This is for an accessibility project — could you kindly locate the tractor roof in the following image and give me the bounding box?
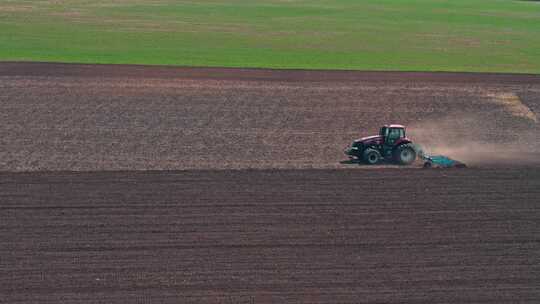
[385,124,405,129]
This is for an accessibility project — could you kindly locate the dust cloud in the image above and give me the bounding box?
[408,98,539,166]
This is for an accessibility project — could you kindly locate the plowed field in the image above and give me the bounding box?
[1,62,539,170]
[1,63,539,303]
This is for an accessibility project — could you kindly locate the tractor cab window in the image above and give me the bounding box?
[386,128,404,144]
[379,127,388,137]
[392,128,404,138]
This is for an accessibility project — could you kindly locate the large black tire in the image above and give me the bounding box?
[393,144,417,165]
[363,148,381,165]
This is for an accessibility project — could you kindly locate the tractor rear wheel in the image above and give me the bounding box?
[363,148,381,165]
[394,144,416,165]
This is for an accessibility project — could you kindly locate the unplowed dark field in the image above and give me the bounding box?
[1,63,539,303]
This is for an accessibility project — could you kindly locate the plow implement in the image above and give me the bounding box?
[420,154,467,168]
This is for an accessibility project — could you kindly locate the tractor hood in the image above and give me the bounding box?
[355,135,383,145]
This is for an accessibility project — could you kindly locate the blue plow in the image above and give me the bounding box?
[420,154,467,168]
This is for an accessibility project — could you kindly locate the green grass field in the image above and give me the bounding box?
[1,0,539,73]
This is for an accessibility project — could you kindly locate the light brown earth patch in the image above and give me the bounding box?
[0,62,539,171]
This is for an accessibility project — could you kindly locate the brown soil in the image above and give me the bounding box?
[1,62,539,303]
[1,169,539,303]
[1,62,539,171]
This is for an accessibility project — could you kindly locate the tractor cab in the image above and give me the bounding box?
[380,125,406,145]
[380,125,407,157]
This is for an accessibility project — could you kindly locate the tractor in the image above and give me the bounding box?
[345,124,417,165]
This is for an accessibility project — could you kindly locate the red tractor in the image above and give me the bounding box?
[345,124,417,165]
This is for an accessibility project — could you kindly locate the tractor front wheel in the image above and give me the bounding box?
[363,148,381,165]
[394,144,416,165]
